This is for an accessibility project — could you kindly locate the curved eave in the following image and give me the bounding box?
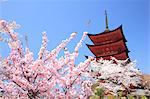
[86,38,126,47]
[96,50,130,57]
[86,41,130,57]
[86,39,127,48]
[85,50,130,59]
[87,25,127,42]
[88,25,122,36]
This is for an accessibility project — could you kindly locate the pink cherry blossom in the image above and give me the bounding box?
[0,20,94,98]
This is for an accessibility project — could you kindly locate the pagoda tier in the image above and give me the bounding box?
[87,25,127,45]
[85,51,130,61]
[95,51,129,61]
[86,39,129,57]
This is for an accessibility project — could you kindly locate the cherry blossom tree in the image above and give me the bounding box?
[88,57,150,96]
[0,19,94,99]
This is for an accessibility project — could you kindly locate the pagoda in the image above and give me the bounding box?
[86,11,130,61]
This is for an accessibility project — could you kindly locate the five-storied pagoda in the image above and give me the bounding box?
[86,11,130,61]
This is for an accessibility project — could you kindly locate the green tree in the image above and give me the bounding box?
[94,88,104,99]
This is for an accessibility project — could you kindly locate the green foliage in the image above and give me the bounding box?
[108,95,116,99]
[94,88,104,98]
[91,83,99,91]
[141,95,148,99]
[127,94,134,99]
[117,91,123,99]
[90,87,105,99]
[90,84,149,99]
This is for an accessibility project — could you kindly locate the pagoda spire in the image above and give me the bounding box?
[105,10,109,32]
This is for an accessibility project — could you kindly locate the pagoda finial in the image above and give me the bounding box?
[25,33,28,48]
[105,10,109,31]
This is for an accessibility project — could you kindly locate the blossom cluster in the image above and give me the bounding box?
[0,19,149,98]
[88,57,150,95]
[0,19,94,99]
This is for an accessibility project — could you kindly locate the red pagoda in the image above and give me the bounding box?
[86,11,130,61]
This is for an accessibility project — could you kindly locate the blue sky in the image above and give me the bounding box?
[0,0,149,73]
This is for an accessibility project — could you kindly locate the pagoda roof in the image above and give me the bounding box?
[85,50,130,61]
[87,25,127,45]
[96,50,130,60]
[86,39,129,57]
